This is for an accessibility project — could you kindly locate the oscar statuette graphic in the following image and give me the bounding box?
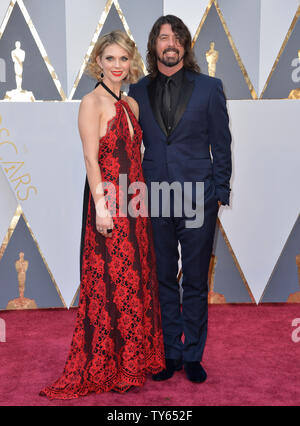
[288,50,300,99]
[208,255,227,304]
[6,252,37,310]
[287,254,300,303]
[206,42,219,77]
[4,41,35,102]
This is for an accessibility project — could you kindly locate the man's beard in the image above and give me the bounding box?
[157,48,184,68]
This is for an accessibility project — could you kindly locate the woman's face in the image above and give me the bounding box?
[97,43,131,83]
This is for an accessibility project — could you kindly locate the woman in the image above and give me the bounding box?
[40,31,165,400]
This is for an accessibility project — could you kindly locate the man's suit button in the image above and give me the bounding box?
[167,140,171,145]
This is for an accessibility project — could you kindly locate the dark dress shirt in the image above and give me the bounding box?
[157,67,185,134]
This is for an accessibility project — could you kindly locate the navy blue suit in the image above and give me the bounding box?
[129,69,231,362]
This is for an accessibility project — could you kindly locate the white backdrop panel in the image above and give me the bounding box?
[0,102,84,307]
[220,100,300,303]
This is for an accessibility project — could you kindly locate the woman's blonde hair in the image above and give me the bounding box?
[86,30,143,84]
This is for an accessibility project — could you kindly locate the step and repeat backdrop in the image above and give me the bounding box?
[0,0,299,310]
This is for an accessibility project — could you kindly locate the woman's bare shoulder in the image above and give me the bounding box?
[81,91,101,109]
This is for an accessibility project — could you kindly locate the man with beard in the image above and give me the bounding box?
[129,15,232,383]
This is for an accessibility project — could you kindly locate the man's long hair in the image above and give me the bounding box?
[146,15,200,78]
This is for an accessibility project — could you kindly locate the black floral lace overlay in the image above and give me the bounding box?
[40,100,165,400]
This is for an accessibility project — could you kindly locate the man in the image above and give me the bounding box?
[129,15,232,383]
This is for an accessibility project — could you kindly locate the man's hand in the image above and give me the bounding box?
[218,201,222,208]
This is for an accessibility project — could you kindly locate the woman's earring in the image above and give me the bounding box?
[100,71,104,80]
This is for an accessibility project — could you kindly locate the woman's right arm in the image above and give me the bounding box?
[78,95,113,237]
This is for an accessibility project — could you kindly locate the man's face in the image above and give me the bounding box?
[156,24,185,68]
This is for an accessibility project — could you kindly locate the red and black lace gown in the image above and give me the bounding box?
[40,99,165,400]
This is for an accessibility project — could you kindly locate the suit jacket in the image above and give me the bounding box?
[128,69,232,205]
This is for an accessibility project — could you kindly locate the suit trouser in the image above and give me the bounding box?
[150,194,219,362]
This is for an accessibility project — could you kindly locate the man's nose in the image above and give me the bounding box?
[167,36,177,47]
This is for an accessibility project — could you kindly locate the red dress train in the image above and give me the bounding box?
[40,99,165,400]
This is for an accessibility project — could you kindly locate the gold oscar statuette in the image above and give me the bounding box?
[206,42,219,77]
[288,50,300,99]
[6,252,37,310]
[3,41,35,102]
[208,255,227,304]
[287,254,300,303]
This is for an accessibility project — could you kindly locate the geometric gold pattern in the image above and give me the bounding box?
[260,4,300,99]
[192,0,257,99]
[0,205,66,309]
[0,0,66,101]
[69,0,146,100]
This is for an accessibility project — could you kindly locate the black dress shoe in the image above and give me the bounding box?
[184,362,207,383]
[152,358,183,381]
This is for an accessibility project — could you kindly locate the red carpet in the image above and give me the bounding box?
[0,304,300,406]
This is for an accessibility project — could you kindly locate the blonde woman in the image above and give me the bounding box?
[40,31,165,400]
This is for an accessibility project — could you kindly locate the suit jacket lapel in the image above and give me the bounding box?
[171,72,195,134]
[147,78,168,136]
